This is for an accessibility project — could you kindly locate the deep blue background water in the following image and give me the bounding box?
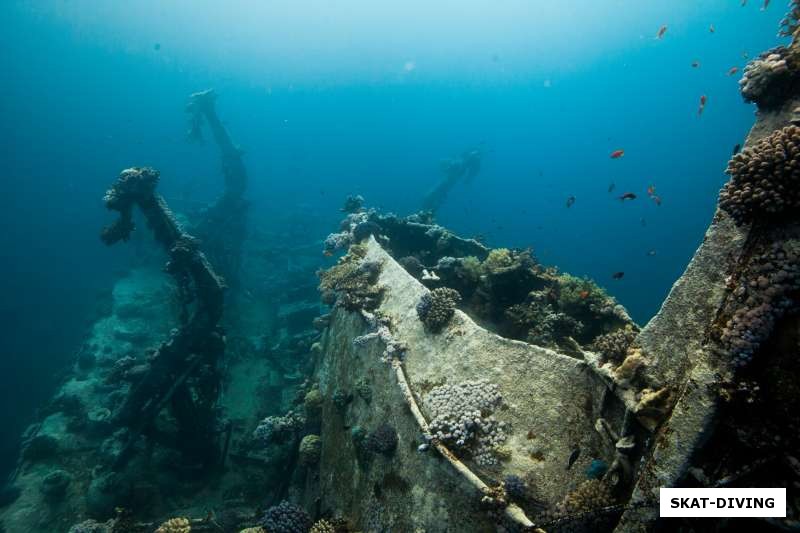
[0,0,787,479]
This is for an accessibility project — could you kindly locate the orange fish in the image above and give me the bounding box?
[579,290,590,300]
[657,25,668,39]
[610,149,625,159]
[727,66,739,76]
[647,184,656,196]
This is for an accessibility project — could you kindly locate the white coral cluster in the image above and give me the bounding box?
[353,310,406,362]
[424,380,507,466]
[739,47,791,103]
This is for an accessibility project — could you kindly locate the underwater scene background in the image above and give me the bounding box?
[0,1,797,532]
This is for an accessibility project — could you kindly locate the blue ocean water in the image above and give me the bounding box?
[0,0,787,482]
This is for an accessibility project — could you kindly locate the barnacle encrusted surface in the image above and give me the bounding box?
[719,125,800,224]
[423,380,507,466]
[720,240,800,366]
[319,251,384,311]
[416,287,461,332]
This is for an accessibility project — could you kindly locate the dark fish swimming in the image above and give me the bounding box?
[619,192,636,201]
[612,271,625,280]
[608,183,616,193]
[566,195,576,208]
[566,446,581,469]
[733,143,741,155]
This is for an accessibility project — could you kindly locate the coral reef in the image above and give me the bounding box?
[155,517,191,533]
[720,240,800,366]
[309,519,336,533]
[341,194,365,214]
[299,434,322,466]
[589,326,638,365]
[365,423,398,456]
[260,501,312,533]
[416,287,461,332]
[253,410,306,444]
[739,47,796,108]
[318,253,384,312]
[720,125,800,224]
[424,380,507,466]
[555,479,615,516]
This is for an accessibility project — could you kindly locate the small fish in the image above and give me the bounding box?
[610,149,625,159]
[733,143,741,155]
[656,25,668,39]
[608,182,616,193]
[652,194,662,206]
[762,0,770,10]
[647,184,656,196]
[619,192,637,201]
[691,60,701,68]
[709,24,715,34]
[154,43,161,51]
[742,0,747,5]
[566,195,576,208]
[567,446,581,470]
[646,249,657,257]
[612,271,625,280]
[579,290,590,299]
[698,94,708,116]
[640,217,647,227]
[727,66,739,76]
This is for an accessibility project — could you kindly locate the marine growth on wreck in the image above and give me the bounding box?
[2,2,800,533]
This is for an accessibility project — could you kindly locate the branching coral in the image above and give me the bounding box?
[260,501,312,533]
[721,241,800,366]
[720,125,800,224]
[424,380,507,466]
[416,287,461,332]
